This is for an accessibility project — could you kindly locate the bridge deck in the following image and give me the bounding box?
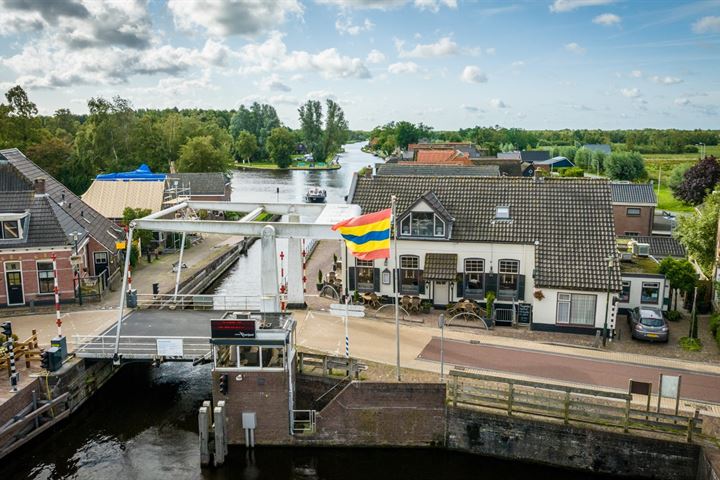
[74,310,228,361]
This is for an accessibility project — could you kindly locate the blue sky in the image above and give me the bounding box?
[0,0,718,130]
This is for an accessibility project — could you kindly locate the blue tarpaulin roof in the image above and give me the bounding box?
[96,164,166,181]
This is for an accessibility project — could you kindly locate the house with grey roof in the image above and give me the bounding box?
[0,149,125,305]
[345,175,622,335]
[375,163,500,177]
[166,172,232,202]
[610,182,657,236]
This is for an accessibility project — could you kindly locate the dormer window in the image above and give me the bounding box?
[400,212,445,237]
[0,213,27,240]
[495,206,510,220]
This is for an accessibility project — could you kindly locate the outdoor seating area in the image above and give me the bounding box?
[446,298,488,320]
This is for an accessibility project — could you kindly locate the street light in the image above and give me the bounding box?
[438,314,445,381]
[72,231,83,306]
[602,255,614,347]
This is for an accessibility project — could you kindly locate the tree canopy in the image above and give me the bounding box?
[603,151,647,181]
[266,127,295,168]
[671,156,720,205]
[177,136,232,173]
[298,99,349,162]
[675,191,720,276]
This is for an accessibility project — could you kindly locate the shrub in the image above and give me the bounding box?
[679,336,703,352]
[711,313,720,336]
[485,291,496,319]
[665,310,682,322]
[560,166,584,177]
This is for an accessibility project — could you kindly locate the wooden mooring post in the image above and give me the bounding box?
[198,406,210,466]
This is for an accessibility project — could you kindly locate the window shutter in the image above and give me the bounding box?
[418,270,425,294]
[373,268,380,292]
[517,275,525,301]
[348,267,356,291]
[456,273,464,298]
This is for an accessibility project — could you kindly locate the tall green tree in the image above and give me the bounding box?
[229,102,280,159]
[177,136,232,173]
[675,191,720,276]
[298,100,324,160]
[322,99,349,159]
[234,131,258,164]
[25,137,72,178]
[604,151,647,181]
[266,127,295,168]
[658,257,697,310]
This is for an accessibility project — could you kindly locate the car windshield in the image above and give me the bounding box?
[640,317,664,327]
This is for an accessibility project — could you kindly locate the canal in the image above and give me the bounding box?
[0,144,626,479]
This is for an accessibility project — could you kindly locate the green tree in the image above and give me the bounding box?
[25,137,72,178]
[322,99,349,159]
[667,163,691,191]
[229,102,280,159]
[675,191,720,276]
[658,257,697,310]
[573,148,592,169]
[298,100,324,160]
[234,130,258,164]
[591,150,607,174]
[122,207,153,259]
[0,85,44,149]
[604,151,647,181]
[266,127,295,168]
[177,136,232,173]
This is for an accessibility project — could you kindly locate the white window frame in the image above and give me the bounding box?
[641,282,660,305]
[399,212,445,238]
[495,206,510,220]
[626,207,641,217]
[355,259,375,291]
[399,255,421,295]
[464,258,485,297]
[556,292,597,326]
[620,281,631,303]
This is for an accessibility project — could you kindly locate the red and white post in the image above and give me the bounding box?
[279,251,287,312]
[52,253,62,337]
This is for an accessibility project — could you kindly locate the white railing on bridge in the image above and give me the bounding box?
[135,294,265,311]
[73,334,211,360]
[291,410,316,435]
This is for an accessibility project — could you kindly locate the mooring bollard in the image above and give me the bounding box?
[198,406,210,466]
[217,401,228,457]
[214,406,226,466]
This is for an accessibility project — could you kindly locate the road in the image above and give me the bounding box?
[419,338,720,404]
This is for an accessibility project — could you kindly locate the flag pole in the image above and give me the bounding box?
[391,195,401,382]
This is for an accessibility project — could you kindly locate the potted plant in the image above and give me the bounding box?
[533,289,545,301]
[421,300,432,314]
[485,291,496,320]
[316,269,324,292]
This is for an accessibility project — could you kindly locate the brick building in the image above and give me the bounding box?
[610,183,657,237]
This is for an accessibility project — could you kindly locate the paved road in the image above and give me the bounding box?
[418,338,720,404]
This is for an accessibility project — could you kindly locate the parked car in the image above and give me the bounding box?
[628,306,669,342]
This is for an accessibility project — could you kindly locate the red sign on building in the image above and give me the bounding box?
[211,319,256,339]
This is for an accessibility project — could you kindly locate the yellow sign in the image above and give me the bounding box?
[115,240,139,250]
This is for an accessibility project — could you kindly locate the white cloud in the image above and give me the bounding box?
[269,94,298,105]
[260,74,291,92]
[397,36,458,58]
[461,104,482,113]
[650,75,683,85]
[167,0,303,37]
[306,90,337,102]
[511,60,525,67]
[366,49,386,64]
[673,97,718,115]
[316,0,455,11]
[485,47,496,55]
[592,13,621,26]
[335,16,374,35]
[674,98,690,106]
[621,87,640,98]
[413,0,457,12]
[630,70,643,78]
[692,16,720,34]
[550,0,615,13]
[388,61,418,74]
[460,66,487,84]
[564,42,586,54]
[490,98,508,108]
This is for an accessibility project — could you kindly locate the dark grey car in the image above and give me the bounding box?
[629,306,669,342]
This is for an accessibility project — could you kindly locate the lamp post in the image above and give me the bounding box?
[73,232,83,306]
[438,314,445,381]
[602,255,614,347]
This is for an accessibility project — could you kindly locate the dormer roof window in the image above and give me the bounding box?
[495,206,510,220]
[0,213,28,240]
[398,191,453,240]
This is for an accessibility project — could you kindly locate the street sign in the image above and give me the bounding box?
[69,255,83,267]
[157,338,184,357]
[211,319,256,339]
[329,309,365,318]
[330,304,365,313]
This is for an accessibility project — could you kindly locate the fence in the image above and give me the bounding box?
[0,392,71,459]
[448,370,705,442]
[297,352,366,379]
[291,410,316,434]
[73,334,211,360]
[0,330,41,376]
[135,293,264,311]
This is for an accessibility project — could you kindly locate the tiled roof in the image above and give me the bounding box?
[1,148,123,252]
[166,172,230,196]
[350,176,621,292]
[610,183,657,205]
[497,151,522,160]
[520,151,551,163]
[0,163,32,191]
[472,158,522,176]
[375,164,500,177]
[619,235,686,258]
[411,150,472,165]
[424,253,458,281]
[82,179,166,218]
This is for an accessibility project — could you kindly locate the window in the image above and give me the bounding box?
[626,207,641,217]
[400,255,421,294]
[624,231,640,237]
[400,212,445,237]
[498,259,520,298]
[356,259,375,291]
[556,293,597,326]
[620,281,631,302]
[495,206,510,220]
[37,261,54,294]
[464,258,485,297]
[1,220,19,239]
[641,282,660,304]
[261,347,284,368]
[239,346,260,367]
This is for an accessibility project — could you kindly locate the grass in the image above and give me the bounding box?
[679,336,703,352]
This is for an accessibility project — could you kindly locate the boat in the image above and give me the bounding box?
[305,187,327,203]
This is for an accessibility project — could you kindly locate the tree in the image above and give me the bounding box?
[5,85,38,117]
[234,131,258,163]
[322,99,349,158]
[667,163,692,192]
[298,100,324,160]
[604,151,646,181]
[573,148,592,170]
[395,121,421,150]
[266,127,295,168]
[658,257,697,310]
[25,137,72,178]
[675,191,720,276]
[177,136,232,173]
[591,150,607,174]
[122,207,153,259]
[229,102,280,159]
[671,156,720,205]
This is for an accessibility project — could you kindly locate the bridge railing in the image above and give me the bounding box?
[72,334,210,360]
[134,294,265,311]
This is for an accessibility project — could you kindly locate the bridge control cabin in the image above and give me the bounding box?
[210,311,298,445]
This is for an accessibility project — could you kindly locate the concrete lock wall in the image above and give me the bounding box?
[447,407,700,480]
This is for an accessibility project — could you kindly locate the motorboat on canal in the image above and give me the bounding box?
[305,187,327,203]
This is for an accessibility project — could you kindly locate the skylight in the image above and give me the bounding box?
[495,206,510,220]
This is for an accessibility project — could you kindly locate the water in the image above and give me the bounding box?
[0,363,621,480]
[210,141,375,297]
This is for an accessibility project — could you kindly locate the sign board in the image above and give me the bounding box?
[115,240,139,250]
[69,255,83,267]
[330,304,365,313]
[659,375,680,399]
[517,304,532,324]
[629,380,652,396]
[156,338,184,357]
[211,319,256,339]
[329,309,365,318]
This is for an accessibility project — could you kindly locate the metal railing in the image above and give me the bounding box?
[135,293,264,311]
[72,334,211,360]
[448,370,706,442]
[291,410,316,434]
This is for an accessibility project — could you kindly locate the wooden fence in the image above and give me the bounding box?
[0,330,42,376]
[0,392,71,459]
[448,370,705,442]
[297,352,366,379]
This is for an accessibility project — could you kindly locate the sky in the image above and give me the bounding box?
[0,0,718,130]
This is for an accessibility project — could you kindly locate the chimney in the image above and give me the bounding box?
[34,178,46,195]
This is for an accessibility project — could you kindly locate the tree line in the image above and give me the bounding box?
[0,86,350,194]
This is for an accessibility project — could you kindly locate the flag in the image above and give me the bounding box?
[331,208,392,260]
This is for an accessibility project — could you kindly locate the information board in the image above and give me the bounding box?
[517,304,532,324]
[156,338,184,357]
[211,319,256,339]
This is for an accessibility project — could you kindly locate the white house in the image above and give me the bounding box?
[344,175,622,335]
